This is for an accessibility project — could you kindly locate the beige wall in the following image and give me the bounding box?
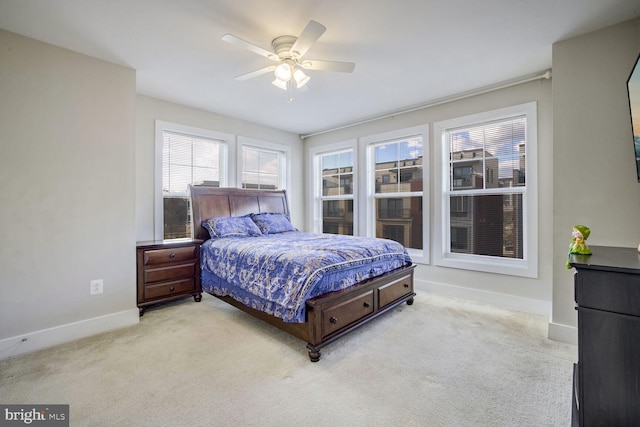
[0,29,138,358]
[135,95,304,242]
[305,78,555,315]
[551,18,640,341]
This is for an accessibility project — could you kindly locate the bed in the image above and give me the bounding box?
[189,185,416,361]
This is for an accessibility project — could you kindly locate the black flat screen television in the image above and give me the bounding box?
[628,52,640,182]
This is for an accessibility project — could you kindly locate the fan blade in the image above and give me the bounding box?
[290,20,326,58]
[301,60,355,73]
[221,34,279,61]
[235,66,276,81]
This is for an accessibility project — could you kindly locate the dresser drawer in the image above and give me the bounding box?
[145,278,195,300]
[143,246,197,266]
[378,273,413,308]
[321,290,374,338]
[576,269,640,316]
[144,263,195,284]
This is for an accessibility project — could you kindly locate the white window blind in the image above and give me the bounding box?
[241,146,280,190]
[163,131,221,194]
[162,130,222,239]
[445,116,526,259]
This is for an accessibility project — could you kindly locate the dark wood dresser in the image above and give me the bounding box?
[569,246,640,426]
[136,239,203,316]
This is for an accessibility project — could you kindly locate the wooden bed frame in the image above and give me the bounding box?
[189,185,416,362]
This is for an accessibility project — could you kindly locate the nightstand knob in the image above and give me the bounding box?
[330,317,338,324]
[169,253,176,258]
[170,286,175,292]
[363,302,370,308]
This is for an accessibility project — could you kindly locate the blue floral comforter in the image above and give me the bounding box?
[200,231,412,323]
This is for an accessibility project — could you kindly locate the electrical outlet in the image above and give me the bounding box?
[90,279,103,295]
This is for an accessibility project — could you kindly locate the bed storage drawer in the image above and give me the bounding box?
[378,273,413,308]
[321,290,375,338]
[144,246,198,266]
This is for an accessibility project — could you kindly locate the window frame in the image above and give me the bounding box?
[433,102,538,278]
[361,125,430,264]
[154,120,232,240]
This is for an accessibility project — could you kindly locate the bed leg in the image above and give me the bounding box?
[307,345,321,362]
[406,297,414,305]
[194,293,202,302]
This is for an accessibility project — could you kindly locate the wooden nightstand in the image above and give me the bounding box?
[136,239,203,316]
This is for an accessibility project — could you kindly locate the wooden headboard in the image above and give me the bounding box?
[189,186,290,240]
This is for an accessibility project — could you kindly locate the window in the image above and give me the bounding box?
[371,136,424,251]
[434,102,538,277]
[308,127,428,262]
[155,121,229,240]
[320,149,354,235]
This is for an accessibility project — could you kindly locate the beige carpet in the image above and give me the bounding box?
[0,292,577,426]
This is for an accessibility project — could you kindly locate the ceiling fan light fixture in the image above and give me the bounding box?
[274,63,292,82]
[293,68,310,88]
[272,78,288,91]
[223,20,355,100]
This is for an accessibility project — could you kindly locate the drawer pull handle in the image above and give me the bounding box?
[169,286,175,292]
[330,317,338,324]
[363,302,370,308]
[169,253,176,258]
[404,283,409,288]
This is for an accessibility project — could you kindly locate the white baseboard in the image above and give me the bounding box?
[0,309,139,361]
[415,278,552,317]
[547,321,578,345]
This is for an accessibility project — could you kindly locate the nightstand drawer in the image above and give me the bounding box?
[145,278,195,300]
[144,263,195,284]
[144,246,197,266]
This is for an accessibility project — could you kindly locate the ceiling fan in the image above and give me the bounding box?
[222,20,355,97]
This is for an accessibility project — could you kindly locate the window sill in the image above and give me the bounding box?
[435,253,537,278]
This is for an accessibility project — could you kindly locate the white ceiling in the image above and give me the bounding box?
[1,0,639,135]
